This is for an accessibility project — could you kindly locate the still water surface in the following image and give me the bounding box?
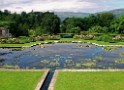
[0,43,124,69]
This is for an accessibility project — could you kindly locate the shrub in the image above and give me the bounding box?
[96,34,113,42]
[88,25,108,33]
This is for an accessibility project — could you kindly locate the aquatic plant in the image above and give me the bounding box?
[50,61,60,67]
[75,63,82,67]
[65,60,73,63]
[115,59,124,64]
[41,60,50,64]
[85,58,92,61]
[103,47,118,51]
[82,62,96,67]
[94,55,103,60]
[65,63,74,67]
[55,54,60,56]
[12,48,22,51]
[120,52,124,56]
[53,58,60,61]
[2,64,20,69]
[67,56,72,59]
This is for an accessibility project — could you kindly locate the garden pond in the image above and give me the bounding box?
[0,43,124,70]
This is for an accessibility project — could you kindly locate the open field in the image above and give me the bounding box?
[53,70,124,90]
[0,69,48,90]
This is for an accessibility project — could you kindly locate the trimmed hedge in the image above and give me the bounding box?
[60,33,74,38]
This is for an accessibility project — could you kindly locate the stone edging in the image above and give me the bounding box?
[58,69,124,72]
[87,42,124,47]
[48,70,59,90]
[0,69,47,71]
[35,69,49,90]
[48,69,124,90]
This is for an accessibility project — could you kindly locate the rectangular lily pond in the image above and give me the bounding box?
[0,43,124,69]
[0,70,45,90]
[54,70,124,90]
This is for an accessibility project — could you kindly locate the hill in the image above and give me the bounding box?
[55,9,124,21]
[109,8,124,17]
[54,12,90,21]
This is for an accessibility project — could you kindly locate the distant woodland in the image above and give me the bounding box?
[0,10,124,37]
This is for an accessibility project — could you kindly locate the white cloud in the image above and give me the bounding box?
[1,0,124,13]
[0,0,99,13]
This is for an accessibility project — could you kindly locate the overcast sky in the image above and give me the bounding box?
[0,0,124,13]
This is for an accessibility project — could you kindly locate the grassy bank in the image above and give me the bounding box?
[55,71,124,90]
[0,70,43,90]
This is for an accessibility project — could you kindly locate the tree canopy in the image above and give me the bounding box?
[0,9,124,37]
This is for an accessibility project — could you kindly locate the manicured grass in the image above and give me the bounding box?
[0,41,43,48]
[60,38,124,45]
[0,70,43,90]
[45,38,124,45]
[54,71,124,90]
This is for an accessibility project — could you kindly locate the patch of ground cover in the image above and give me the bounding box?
[0,70,44,90]
[54,71,124,90]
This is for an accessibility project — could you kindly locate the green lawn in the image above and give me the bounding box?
[54,71,124,90]
[0,70,43,90]
[59,38,124,45]
[0,41,43,48]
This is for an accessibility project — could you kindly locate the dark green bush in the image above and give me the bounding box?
[96,34,113,42]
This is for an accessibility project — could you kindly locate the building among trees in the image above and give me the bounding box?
[0,27,10,37]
